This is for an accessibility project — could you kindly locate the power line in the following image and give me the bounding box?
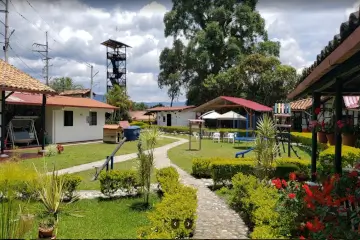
[8,45,42,78]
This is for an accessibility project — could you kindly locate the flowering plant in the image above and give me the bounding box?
[323,120,334,134]
[56,144,64,154]
[309,120,324,133]
[337,119,356,135]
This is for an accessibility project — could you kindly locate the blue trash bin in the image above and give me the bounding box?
[123,126,141,141]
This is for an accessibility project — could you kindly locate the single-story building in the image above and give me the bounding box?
[145,106,196,127]
[59,89,95,98]
[290,96,360,132]
[192,96,273,130]
[129,111,155,122]
[5,92,117,144]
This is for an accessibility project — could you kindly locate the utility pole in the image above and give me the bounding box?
[1,0,9,62]
[33,31,51,85]
[87,64,99,99]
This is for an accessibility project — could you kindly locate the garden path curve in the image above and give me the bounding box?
[53,135,249,239]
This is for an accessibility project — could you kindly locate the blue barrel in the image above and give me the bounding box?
[123,126,141,141]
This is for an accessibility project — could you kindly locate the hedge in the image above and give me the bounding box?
[99,170,139,197]
[230,173,284,238]
[138,167,197,239]
[192,157,311,185]
[290,132,328,151]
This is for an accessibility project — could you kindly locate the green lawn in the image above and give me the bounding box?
[16,137,176,171]
[168,138,311,173]
[23,194,159,239]
[73,158,157,190]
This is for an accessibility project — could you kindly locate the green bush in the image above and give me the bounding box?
[131,121,151,129]
[211,160,255,185]
[99,170,139,197]
[273,163,299,180]
[156,167,179,194]
[158,126,255,136]
[290,132,328,151]
[60,174,82,200]
[192,158,213,178]
[139,167,197,239]
[230,173,284,238]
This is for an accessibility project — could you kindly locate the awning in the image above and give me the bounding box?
[202,111,221,119]
[217,111,247,120]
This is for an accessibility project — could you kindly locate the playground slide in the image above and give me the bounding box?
[235,147,255,158]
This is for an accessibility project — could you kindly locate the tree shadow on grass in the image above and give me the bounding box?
[97,193,142,202]
[185,149,200,152]
[129,201,153,212]
[232,146,252,150]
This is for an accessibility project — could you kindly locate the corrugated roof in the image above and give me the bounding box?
[290,96,359,111]
[101,39,131,49]
[59,89,93,96]
[146,106,195,112]
[0,59,55,94]
[220,96,273,112]
[6,92,117,110]
[345,96,360,108]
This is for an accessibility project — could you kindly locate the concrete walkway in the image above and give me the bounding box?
[54,136,187,175]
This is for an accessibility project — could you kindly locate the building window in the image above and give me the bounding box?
[64,111,73,126]
[89,111,97,126]
[163,116,165,122]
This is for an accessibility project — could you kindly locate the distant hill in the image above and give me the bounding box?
[93,94,187,107]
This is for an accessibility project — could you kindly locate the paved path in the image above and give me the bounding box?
[54,136,187,175]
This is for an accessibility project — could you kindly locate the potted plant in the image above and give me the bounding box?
[311,120,327,144]
[337,120,357,146]
[324,120,335,145]
[38,217,55,239]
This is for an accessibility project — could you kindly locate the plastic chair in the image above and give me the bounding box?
[227,133,235,143]
[212,132,220,143]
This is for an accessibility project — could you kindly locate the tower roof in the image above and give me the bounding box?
[101,39,131,49]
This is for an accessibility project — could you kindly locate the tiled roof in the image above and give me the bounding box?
[146,106,195,112]
[220,96,273,112]
[0,59,55,94]
[6,92,117,110]
[119,121,130,129]
[129,111,155,121]
[103,124,121,130]
[290,98,313,111]
[59,89,93,96]
[296,8,360,88]
[290,96,359,111]
[345,96,360,108]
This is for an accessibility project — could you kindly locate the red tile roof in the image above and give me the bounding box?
[6,92,117,110]
[129,111,155,121]
[59,89,94,96]
[104,124,121,130]
[344,96,360,109]
[290,96,359,111]
[220,96,272,112]
[146,105,195,112]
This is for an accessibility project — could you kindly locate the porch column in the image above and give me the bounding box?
[41,94,46,150]
[334,80,342,175]
[311,92,321,181]
[0,91,5,156]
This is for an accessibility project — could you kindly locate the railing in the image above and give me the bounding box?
[92,137,127,180]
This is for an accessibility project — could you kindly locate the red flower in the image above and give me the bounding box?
[288,193,296,199]
[282,179,287,187]
[349,170,358,178]
[299,236,306,240]
[314,107,321,115]
[321,120,325,128]
[272,178,282,189]
[337,120,344,129]
[302,184,313,197]
[305,221,313,230]
[289,172,297,181]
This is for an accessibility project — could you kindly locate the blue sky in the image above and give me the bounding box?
[0,0,359,102]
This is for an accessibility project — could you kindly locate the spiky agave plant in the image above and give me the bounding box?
[253,114,279,180]
[136,126,162,206]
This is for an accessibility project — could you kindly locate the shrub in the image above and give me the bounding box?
[291,132,328,151]
[156,167,179,194]
[131,121,151,129]
[230,173,284,238]
[45,144,58,157]
[192,158,213,178]
[140,167,197,239]
[61,174,82,200]
[99,170,139,197]
[211,160,255,185]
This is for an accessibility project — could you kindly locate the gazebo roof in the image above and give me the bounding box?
[288,7,360,99]
[202,111,221,119]
[0,59,55,94]
[192,96,272,113]
[218,111,247,120]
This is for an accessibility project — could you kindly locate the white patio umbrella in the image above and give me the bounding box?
[218,111,247,120]
[202,111,222,119]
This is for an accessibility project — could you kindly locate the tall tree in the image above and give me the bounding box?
[160,0,278,105]
[132,102,148,111]
[49,77,84,93]
[106,85,132,122]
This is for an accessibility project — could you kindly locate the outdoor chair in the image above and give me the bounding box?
[193,132,199,141]
[212,132,221,143]
[226,133,235,144]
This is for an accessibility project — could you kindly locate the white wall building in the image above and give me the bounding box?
[146,106,196,127]
[6,92,117,144]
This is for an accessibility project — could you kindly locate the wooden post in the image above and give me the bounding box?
[106,156,109,171]
[189,122,192,150]
[199,122,202,150]
[110,156,114,170]
[1,91,5,155]
[311,92,321,181]
[41,94,46,150]
[334,80,342,175]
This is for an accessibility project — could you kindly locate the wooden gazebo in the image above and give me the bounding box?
[0,59,55,157]
[287,7,360,180]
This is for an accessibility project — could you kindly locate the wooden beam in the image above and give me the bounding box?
[311,92,320,181]
[334,79,343,175]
